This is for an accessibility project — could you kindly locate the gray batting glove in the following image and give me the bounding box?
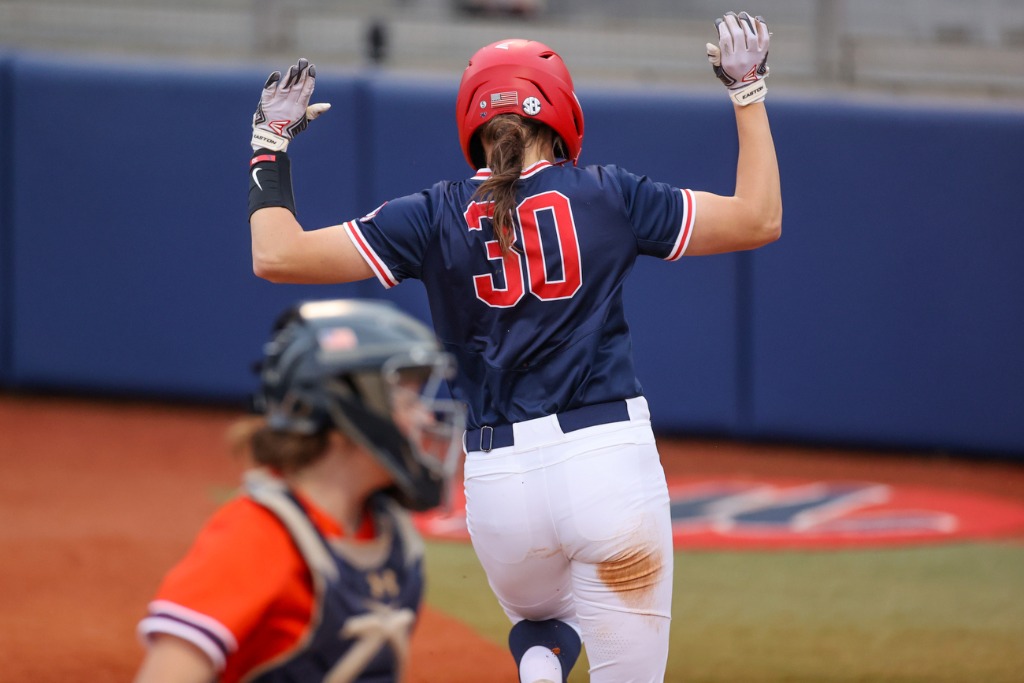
[705,11,770,106]
[251,58,331,152]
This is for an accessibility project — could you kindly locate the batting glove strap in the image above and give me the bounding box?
[248,150,296,218]
[729,78,768,106]
[251,128,290,152]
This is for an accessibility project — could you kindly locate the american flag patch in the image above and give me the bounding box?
[318,327,358,352]
[491,91,518,108]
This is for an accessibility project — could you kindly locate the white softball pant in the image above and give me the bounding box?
[463,396,673,683]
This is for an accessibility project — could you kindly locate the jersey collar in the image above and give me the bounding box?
[471,160,554,181]
[292,488,377,541]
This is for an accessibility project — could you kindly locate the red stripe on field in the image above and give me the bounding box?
[414,476,1024,551]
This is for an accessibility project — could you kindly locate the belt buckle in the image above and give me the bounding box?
[479,425,494,452]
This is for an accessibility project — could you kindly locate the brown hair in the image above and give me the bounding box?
[472,114,556,254]
[227,416,329,475]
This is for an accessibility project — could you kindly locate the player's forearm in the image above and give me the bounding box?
[733,102,782,244]
[251,208,375,284]
[133,634,216,683]
[250,207,311,282]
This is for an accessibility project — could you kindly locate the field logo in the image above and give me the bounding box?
[415,477,1024,550]
[667,477,1024,549]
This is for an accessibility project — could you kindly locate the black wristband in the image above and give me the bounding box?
[248,149,296,219]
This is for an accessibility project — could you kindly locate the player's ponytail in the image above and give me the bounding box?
[473,114,555,254]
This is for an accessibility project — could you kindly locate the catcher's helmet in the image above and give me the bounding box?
[254,299,465,511]
[456,38,584,169]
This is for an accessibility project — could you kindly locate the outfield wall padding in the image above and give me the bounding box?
[1,55,1021,457]
[5,56,373,399]
[0,54,12,385]
[750,101,1024,455]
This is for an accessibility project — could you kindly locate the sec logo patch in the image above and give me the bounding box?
[522,97,541,116]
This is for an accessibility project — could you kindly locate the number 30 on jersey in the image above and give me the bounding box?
[464,191,582,307]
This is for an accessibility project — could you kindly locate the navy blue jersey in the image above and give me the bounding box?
[346,161,694,429]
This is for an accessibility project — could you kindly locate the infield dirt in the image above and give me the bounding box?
[1,393,1021,681]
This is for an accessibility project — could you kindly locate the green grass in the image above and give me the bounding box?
[423,540,1024,682]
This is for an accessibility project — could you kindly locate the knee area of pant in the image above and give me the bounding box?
[509,619,582,681]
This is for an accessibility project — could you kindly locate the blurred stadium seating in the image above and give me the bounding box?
[0,0,1022,102]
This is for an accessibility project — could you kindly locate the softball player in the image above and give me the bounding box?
[133,299,465,683]
[247,11,780,682]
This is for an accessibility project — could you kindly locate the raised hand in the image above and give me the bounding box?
[705,11,770,106]
[251,58,331,152]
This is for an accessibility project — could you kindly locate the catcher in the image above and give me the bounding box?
[133,299,465,682]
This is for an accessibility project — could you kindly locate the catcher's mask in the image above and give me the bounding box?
[456,38,585,169]
[253,299,465,511]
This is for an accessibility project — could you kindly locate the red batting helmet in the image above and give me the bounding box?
[456,39,585,169]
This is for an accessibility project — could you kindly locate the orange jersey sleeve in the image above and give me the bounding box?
[138,496,315,680]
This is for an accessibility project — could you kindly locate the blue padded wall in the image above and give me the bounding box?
[0,56,11,385]
[1,54,1021,456]
[750,99,1024,455]
[8,56,370,399]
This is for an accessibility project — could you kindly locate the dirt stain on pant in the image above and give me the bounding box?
[596,544,663,611]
